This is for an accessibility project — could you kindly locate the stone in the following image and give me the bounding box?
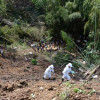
[39,87,44,91]
[7,84,15,91]
[52,97,56,100]
[20,81,28,87]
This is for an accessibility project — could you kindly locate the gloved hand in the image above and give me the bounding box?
[71,71,75,74]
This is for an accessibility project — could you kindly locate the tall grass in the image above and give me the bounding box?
[53,30,100,69]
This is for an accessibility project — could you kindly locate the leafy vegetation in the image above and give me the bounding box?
[53,52,72,66]
[0,1,100,100]
[88,89,96,95]
[59,92,67,100]
[73,88,85,94]
[0,0,100,68]
[31,59,37,65]
[0,0,100,43]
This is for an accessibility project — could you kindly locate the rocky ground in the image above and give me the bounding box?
[0,48,100,100]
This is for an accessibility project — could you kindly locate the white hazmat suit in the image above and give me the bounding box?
[62,63,73,81]
[43,65,54,79]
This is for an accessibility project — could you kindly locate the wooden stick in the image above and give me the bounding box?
[86,65,100,79]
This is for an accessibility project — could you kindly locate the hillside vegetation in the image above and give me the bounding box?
[0,0,100,45]
[0,1,100,100]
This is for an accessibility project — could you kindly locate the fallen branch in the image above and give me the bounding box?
[86,65,100,79]
[83,69,92,78]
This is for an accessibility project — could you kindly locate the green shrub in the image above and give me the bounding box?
[0,26,19,44]
[73,88,85,94]
[26,26,45,41]
[0,24,46,44]
[88,89,96,95]
[59,92,67,100]
[53,52,72,66]
[31,59,37,65]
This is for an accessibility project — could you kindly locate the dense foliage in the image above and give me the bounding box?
[0,0,100,52]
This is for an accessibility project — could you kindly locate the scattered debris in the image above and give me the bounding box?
[29,52,33,54]
[31,93,35,98]
[86,65,100,79]
[79,68,85,73]
[82,61,86,64]
[48,87,53,91]
[92,75,98,79]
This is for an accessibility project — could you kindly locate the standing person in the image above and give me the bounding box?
[49,46,52,54]
[27,40,31,46]
[60,40,63,48]
[62,63,74,82]
[40,46,43,53]
[52,42,55,48]
[43,64,55,79]
[0,46,4,57]
[56,41,60,50]
[42,43,45,51]
[45,42,48,51]
[37,45,40,53]
[40,43,44,53]
[41,40,44,44]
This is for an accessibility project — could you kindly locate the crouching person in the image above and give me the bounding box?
[62,63,74,82]
[43,64,54,80]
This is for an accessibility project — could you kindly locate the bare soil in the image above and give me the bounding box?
[0,49,100,100]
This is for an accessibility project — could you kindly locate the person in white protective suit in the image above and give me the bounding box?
[62,63,74,82]
[43,64,54,79]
